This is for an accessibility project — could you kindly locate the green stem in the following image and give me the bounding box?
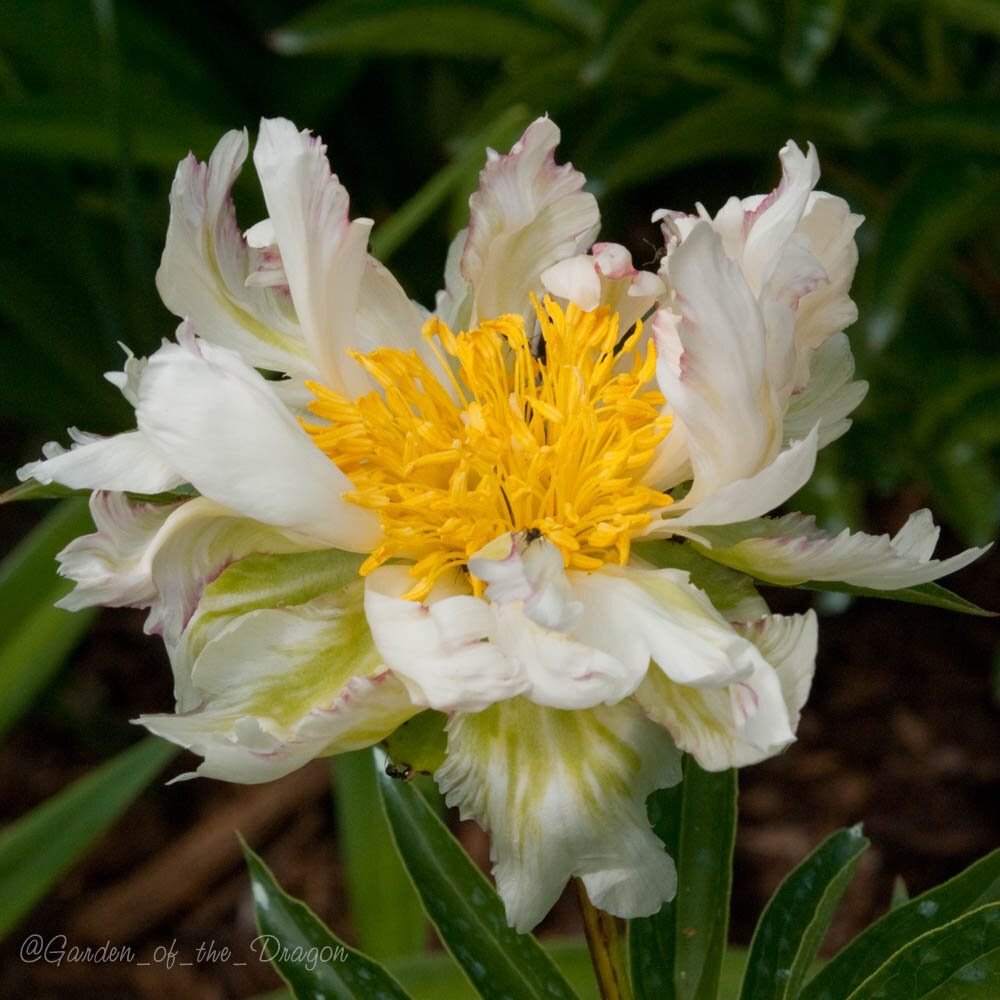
[575,878,633,1000]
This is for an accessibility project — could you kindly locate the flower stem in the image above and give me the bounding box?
[574,878,633,1000]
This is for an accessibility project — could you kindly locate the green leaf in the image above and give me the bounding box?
[803,847,1000,1000]
[334,750,428,960]
[781,0,847,87]
[629,757,738,1000]
[241,840,415,999]
[844,903,1000,1000]
[1,479,198,506]
[0,499,98,738]
[739,825,870,1000]
[375,748,579,1000]
[269,0,569,58]
[382,711,448,777]
[797,580,995,617]
[0,737,176,940]
[902,0,1000,41]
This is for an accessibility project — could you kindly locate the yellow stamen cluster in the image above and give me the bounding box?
[304,297,673,600]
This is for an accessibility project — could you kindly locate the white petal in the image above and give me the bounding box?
[436,697,681,931]
[783,333,868,448]
[656,426,819,531]
[691,510,990,589]
[540,255,601,311]
[155,129,311,375]
[468,531,581,632]
[740,141,820,296]
[136,324,381,551]
[634,610,816,770]
[569,565,760,688]
[459,117,600,327]
[655,223,783,506]
[364,566,524,712]
[253,117,374,397]
[17,429,184,494]
[139,586,416,783]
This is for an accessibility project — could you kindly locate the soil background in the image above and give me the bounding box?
[0,497,997,999]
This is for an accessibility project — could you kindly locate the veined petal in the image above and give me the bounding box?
[139,584,416,783]
[16,429,184,494]
[136,324,381,551]
[253,117,373,397]
[155,129,312,376]
[654,223,783,506]
[436,697,681,931]
[457,117,600,328]
[634,610,816,770]
[691,510,991,589]
[569,564,761,688]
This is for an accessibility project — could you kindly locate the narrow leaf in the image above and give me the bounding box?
[739,825,869,1000]
[845,903,1000,1000]
[268,0,568,57]
[781,0,847,87]
[241,840,414,1000]
[334,750,428,960]
[375,748,579,1000]
[803,847,1000,1000]
[629,757,738,1000]
[799,580,995,617]
[0,736,176,939]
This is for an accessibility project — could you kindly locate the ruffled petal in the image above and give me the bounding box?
[783,333,868,448]
[17,428,184,494]
[155,129,312,376]
[365,561,640,712]
[634,610,816,770]
[692,510,991,589]
[457,117,600,328]
[435,697,681,931]
[253,117,374,397]
[139,583,416,783]
[653,223,783,506]
[569,564,762,687]
[136,324,381,551]
[655,425,819,531]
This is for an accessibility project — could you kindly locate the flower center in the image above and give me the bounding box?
[304,297,673,600]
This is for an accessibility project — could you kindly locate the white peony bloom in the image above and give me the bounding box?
[15,117,985,932]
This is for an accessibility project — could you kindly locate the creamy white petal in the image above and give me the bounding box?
[139,586,416,783]
[136,325,380,551]
[253,117,373,397]
[783,333,868,448]
[654,223,783,506]
[656,426,819,531]
[155,129,310,375]
[634,610,816,770]
[17,429,184,494]
[691,510,990,589]
[459,117,600,327]
[436,697,681,931]
[365,562,639,712]
[540,255,601,311]
[569,565,760,688]
[364,565,524,712]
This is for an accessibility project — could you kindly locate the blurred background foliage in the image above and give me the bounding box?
[0,0,998,989]
[2,0,999,545]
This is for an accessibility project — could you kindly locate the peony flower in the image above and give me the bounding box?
[16,117,987,932]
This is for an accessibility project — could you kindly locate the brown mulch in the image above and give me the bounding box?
[0,523,997,999]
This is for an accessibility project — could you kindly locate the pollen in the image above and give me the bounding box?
[303,296,673,600]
